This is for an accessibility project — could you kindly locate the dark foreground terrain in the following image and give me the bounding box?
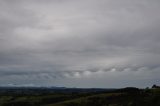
[0,87,159,106]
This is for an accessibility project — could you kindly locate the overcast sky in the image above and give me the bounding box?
[0,0,160,88]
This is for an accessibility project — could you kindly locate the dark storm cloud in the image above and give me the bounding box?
[0,0,160,87]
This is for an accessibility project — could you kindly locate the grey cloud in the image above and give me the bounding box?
[0,0,160,87]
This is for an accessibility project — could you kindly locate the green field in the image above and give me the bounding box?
[0,88,159,106]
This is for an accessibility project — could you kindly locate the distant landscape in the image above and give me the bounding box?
[0,85,159,106]
[0,0,160,106]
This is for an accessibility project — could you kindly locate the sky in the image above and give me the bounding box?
[0,0,160,88]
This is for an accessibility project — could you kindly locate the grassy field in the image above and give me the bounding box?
[0,88,159,106]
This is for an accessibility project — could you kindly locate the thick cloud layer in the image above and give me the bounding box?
[0,0,160,88]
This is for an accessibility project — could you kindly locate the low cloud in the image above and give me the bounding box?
[0,0,160,87]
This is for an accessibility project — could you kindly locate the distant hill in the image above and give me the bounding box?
[46,88,160,106]
[0,87,159,106]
